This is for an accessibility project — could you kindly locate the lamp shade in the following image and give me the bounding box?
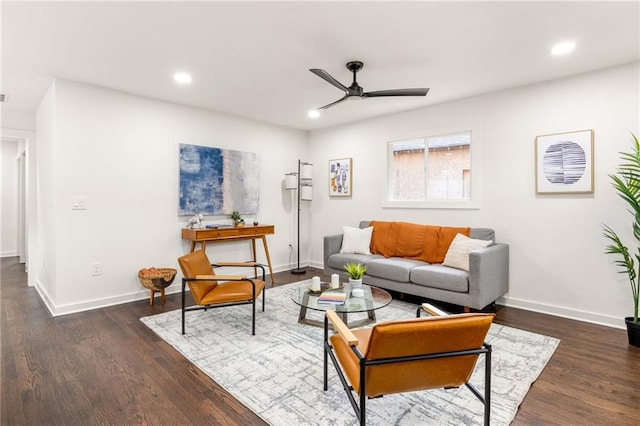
[285,173,297,190]
[300,184,313,201]
[300,163,313,180]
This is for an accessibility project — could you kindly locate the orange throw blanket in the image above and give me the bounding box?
[369,221,470,264]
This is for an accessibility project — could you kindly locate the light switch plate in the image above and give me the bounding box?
[71,196,87,210]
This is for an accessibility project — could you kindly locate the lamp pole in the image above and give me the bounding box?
[291,159,306,274]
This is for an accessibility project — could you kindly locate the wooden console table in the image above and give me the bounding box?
[181,225,275,284]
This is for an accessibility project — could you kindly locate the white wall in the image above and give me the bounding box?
[35,82,58,304]
[1,139,19,257]
[307,63,640,329]
[1,107,37,132]
[36,79,306,315]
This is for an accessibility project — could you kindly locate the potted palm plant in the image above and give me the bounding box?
[344,263,367,289]
[603,132,640,347]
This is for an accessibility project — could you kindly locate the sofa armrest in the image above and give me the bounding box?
[323,234,343,267]
[468,243,509,309]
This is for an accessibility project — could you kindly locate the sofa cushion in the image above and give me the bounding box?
[443,233,493,271]
[469,228,495,242]
[328,253,383,270]
[365,257,428,282]
[339,226,373,255]
[410,265,469,293]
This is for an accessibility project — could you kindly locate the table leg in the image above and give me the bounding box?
[189,241,196,252]
[298,305,308,323]
[251,238,258,279]
[260,235,275,284]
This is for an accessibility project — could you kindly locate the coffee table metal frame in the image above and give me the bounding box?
[291,283,392,328]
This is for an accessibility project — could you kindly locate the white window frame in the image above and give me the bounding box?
[381,127,481,209]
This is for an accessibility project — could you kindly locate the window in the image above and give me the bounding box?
[385,130,478,209]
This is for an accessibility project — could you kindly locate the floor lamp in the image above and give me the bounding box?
[285,160,312,274]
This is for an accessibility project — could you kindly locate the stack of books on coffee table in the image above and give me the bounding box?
[317,290,347,305]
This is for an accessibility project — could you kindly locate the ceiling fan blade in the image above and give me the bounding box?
[318,95,349,110]
[310,68,349,93]
[363,88,430,98]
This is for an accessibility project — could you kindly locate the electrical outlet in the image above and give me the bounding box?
[91,262,102,276]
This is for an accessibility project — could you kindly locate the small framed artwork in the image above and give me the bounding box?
[329,158,352,197]
[535,129,594,194]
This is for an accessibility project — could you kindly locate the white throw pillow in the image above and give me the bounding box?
[443,233,492,271]
[339,226,373,255]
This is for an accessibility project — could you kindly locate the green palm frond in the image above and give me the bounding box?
[603,132,640,324]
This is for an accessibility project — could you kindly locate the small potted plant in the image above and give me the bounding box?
[344,263,367,289]
[230,211,245,227]
[602,132,640,347]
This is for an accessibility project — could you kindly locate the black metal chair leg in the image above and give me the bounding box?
[359,361,366,425]
[484,344,492,426]
[323,316,329,391]
[181,279,186,335]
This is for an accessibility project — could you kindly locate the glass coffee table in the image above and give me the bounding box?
[291,282,392,328]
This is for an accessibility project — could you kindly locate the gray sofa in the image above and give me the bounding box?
[323,221,509,310]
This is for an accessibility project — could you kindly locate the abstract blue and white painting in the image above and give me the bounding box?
[179,144,259,215]
[535,129,593,194]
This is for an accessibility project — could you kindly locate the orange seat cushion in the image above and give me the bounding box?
[199,279,265,305]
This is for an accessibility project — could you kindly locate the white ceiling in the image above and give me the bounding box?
[2,1,639,131]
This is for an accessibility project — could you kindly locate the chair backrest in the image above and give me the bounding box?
[363,313,494,398]
[177,250,217,304]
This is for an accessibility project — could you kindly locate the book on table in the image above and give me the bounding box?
[317,290,347,305]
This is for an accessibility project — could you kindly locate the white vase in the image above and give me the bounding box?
[349,278,363,289]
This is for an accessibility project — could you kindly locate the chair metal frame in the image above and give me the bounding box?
[181,262,266,335]
[323,313,492,426]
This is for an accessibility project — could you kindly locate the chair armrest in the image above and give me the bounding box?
[193,274,246,280]
[421,303,450,317]
[213,262,260,267]
[323,234,344,275]
[326,310,358,346]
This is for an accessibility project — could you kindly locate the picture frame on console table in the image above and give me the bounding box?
[329,158,352,197]
[535,129,594,194]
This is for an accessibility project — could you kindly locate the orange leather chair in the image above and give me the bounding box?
[177,250,266,335]
[323,310,494,425]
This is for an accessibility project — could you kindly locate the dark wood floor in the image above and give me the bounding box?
[2,256,639,425]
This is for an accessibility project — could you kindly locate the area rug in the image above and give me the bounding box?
[141,280,559,425]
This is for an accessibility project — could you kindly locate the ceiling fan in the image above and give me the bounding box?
[309,61,429,110]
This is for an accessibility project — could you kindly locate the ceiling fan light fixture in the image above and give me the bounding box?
[307,109,320,119]
[173,72,192,84]
[551,41,576,56]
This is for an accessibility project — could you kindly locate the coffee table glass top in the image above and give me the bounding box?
[291,282,392,314]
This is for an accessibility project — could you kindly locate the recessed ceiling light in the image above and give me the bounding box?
[173,72,192,84]
[308,110,320,119]
[551,41,576,56]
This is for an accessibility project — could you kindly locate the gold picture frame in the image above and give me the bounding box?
[535,129,594,194]
[329,158,352,197]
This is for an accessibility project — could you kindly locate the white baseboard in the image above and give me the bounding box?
[1,251,18,258]
[33,279,56,316]
[34,262,297,317]
[500,295,626,330]
[312,262,626,331]
[34,277,185,317]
